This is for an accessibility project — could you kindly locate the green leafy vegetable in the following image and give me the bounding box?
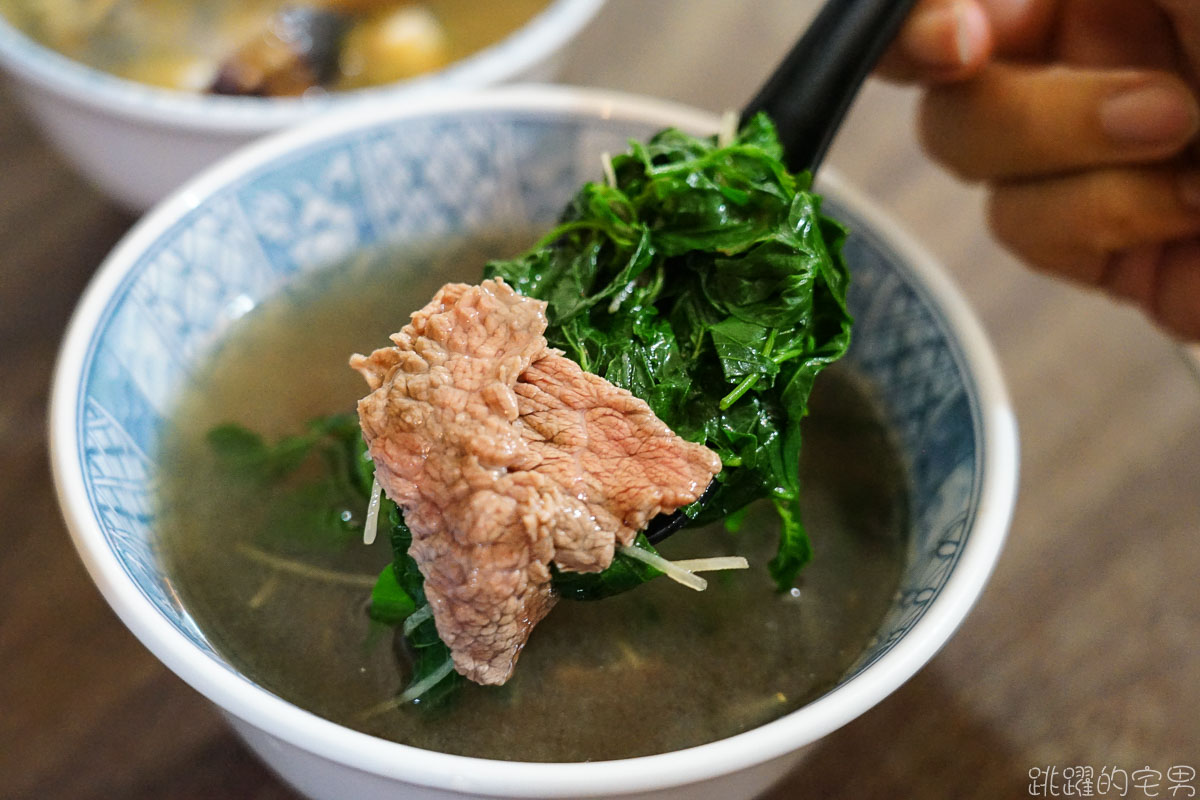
[210,113,852,708]
[208,414,461,706]
[382,503,463,706]
[367,561,416,625]
[206,413,373,551]
[207,414,368,488]
[551,534,664,601]
[484,112,852,591]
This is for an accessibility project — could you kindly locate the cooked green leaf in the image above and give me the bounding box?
[550,534,664,601]
[386,504,463,705]
[485,112,852,591]
[207,413,371,551]
[209,112,853,710]
[368,563,416,625]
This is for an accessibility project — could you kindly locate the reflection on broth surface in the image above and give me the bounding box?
[157,235,908,761]
[0,0,548,92]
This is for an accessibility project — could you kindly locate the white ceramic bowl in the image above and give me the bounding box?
[0,0,605,211]
[49,85,1019,800]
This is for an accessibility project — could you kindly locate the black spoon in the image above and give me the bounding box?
[644,0,919,545]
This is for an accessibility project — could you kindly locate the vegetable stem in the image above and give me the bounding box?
[398,657,457,703]
[402,604,434,637]
[531,219,634,251]
[718,109,739,147]
[601,151,617,188]
[762,328,778,357]
[719,328,777,409]
[720,374,759,409]
[234,542,377,589]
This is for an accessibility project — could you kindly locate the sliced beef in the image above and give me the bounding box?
[351,278,721,685]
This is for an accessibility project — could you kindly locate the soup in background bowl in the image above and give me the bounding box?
[0,0,550,93]
[49,86,1018,800]
[0,0,604,209]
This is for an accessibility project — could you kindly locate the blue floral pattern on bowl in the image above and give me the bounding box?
[73,109,984,688]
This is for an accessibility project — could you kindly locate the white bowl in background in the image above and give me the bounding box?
[49,85,1018,800]
[0,0,605,211]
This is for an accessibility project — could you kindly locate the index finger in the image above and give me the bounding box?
[876,0,994,83]
[877,0,1062,84]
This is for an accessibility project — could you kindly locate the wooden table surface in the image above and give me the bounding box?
[2,2,1198,798]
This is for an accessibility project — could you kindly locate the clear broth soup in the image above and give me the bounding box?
[157,234,909,761]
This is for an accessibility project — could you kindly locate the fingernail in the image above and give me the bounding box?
[952,3,973,66]
[904,1,977,69]
[1101,82,1200,147]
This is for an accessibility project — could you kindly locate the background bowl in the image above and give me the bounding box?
[0,0,605,212]
[49,86,1018,800]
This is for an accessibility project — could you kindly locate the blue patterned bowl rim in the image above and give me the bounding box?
[49,86,1019,796]
[0,0,606,131]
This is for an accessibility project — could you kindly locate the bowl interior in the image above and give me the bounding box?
[58,98,998,760]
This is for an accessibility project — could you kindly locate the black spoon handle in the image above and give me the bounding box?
[741,0,921,173]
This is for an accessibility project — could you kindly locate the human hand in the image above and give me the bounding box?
[881,0,1200,340]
